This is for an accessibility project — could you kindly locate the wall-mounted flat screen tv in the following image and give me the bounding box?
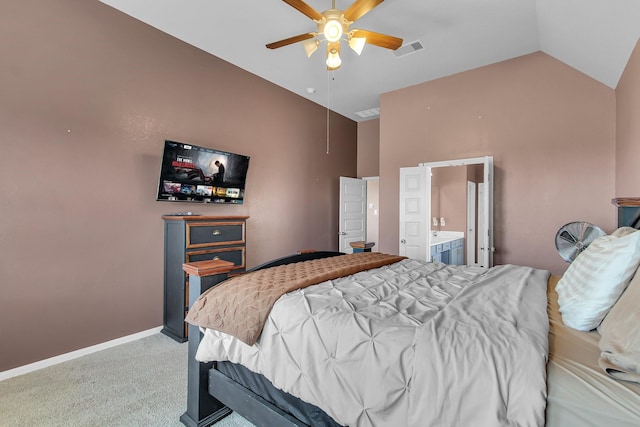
[156,140,250,204]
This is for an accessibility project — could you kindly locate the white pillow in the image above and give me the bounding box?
[556,227,640,331]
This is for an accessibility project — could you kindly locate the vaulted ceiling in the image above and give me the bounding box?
[99,0,640,122]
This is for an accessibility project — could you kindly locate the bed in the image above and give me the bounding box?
[546,278,640,426]
[179,239,640,427]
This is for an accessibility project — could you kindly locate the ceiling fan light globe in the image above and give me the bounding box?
[348,37,366,55]
[302,39,319,57]
[326,48,342,68]
[324,19,343,42]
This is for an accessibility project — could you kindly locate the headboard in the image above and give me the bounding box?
[612,197,640,229]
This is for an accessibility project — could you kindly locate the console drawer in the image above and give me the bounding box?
[186,221,245,248]
[186,247,245,271]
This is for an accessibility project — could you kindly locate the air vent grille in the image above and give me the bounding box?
[394,40,424,58]
[355,107,380,119]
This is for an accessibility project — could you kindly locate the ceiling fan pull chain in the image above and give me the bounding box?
[326,70,331,154]
[326,108,330,155]
[326,69,338,155]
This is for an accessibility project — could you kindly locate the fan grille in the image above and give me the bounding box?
[555,221,606,262]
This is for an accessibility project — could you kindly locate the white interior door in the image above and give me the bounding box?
[482,156,495,267]
[480,156,494,267]
[339,177,366,253]
[399,166,430,260]
[477,183,487,267]
[466,181,477,265]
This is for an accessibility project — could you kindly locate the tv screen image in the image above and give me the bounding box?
[157,140,250,204]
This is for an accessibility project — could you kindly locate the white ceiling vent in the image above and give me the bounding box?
[394,40,424,58]
[355,107,380,119]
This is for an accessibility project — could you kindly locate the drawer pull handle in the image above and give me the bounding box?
[212,256,220,260]
[212,230,222,236]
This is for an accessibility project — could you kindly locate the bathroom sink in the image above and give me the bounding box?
[430,231,464,246]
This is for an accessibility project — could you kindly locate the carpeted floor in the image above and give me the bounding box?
[0,333,254,427]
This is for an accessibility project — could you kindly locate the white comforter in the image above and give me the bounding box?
[196,259,550,427]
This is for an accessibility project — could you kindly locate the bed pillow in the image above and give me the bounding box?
[598,268,640,383]
[556,227,640,331]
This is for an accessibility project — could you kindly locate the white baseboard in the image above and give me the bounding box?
[0,326,163,382]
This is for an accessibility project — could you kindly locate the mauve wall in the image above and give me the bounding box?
[0,0,356,371]
[378,52,617,275]
[356,119,380,177]
[616,39,640,196]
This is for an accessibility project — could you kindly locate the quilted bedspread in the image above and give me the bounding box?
[186,252,406,345]
[195,258,550,427]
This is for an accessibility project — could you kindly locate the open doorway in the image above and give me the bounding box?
[431,163,486,266]
[338,176,380,254]
[399,156,494,267]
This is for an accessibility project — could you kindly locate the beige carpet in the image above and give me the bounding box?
[0,333,253,427]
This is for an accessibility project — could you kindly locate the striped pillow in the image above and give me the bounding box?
[556,227,640,331]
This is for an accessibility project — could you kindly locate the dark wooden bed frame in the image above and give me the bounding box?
[180,251,344,427]
[176,203,640,427]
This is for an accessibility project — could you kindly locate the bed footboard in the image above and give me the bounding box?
[180,260,235,427]
[181,251,344,427]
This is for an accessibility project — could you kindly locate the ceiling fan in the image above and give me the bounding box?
[266,0,403,70]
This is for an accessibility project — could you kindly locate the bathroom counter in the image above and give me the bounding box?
[429,231,465,265]
[430,231,464,246]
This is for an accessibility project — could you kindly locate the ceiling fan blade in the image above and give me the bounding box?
[352,29,402,50]
[282,0,324,21]
[343,0,385,22]
[266,33,316,50]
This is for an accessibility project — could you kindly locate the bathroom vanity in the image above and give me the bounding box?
[430,231,465,265]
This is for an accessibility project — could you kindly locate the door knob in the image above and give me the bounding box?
[401,239,406,244]
[339,232,347,235]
